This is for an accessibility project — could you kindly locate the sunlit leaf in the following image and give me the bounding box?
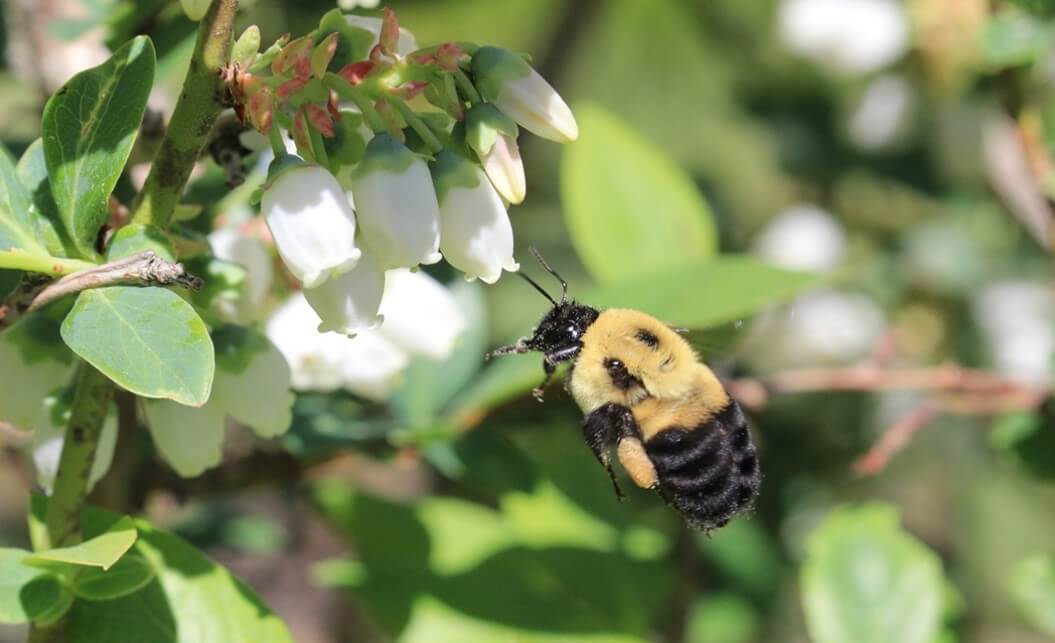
[71,554,156,601]
[61,286,214,406]
[561,103,716,284]
[42,35,155,256]
[801,504,945,643]
[1010,554,1055,636]
[26,516,137,570]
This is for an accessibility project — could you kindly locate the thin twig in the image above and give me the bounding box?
[25,250,202,314]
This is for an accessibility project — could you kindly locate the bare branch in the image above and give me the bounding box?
[25,251,202,314]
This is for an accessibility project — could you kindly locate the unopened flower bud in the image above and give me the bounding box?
[350,134,442,269]
[471,46,578,143]
[262,160,361,288]
[465,104,525,203]
[430,151,519,284]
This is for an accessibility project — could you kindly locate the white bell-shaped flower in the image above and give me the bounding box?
[378,269,466,360]
[465,103,525,204]
[212,336,295,439]
[304,245,385,336]
[31,395,117,494]
[430,151,519,284]
[471,46,578,144]
[266,293,410,400]
[143,399,227,478]
[350,134,442,269]
[263,161,361,288]
[208,224,273,324]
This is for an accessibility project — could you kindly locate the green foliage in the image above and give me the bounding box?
[1010,554,1055,636]
[17,139,74,257]
[60,286,214,406]
[0,548,64,624]
[801,504,945,643]
[71,554,156,601]
[989,407,1055,479]
[561,103,717,284]
[0,143,47,255]
[41,35,156,257]
[26,516,137,570]
[979,9,1053,68]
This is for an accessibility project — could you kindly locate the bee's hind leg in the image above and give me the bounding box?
[582,402,639,502]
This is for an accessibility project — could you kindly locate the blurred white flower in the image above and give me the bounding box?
[748,289,885,370]
[778,0,909,74]
[212,340,295,439]
[32,396,117,495]
[431,151,519,284]
[266,293,410,400]
[753,204,847,273]
[848,75,913,150]
[208,224,273,324]
[0,338,73,430]
[972,281,1055,386]
[471,46,578,143]
[345,14,418,56]
[378,269,466,360]
[350,134,442,269]
[143,398,227,478]
[263,163,361,288]
[304,245,386,336]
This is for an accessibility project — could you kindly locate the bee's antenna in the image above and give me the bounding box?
[529,246,568,304]
[517,271,557,306]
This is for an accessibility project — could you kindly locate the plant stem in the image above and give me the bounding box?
[29,3,238,640]
[129,0,238,229]
[268,124,286,158]
[308,125,330,168]
[453,68,481,105]
[42,365,115,548]
[0,249,96,276]
[384,95,444,154]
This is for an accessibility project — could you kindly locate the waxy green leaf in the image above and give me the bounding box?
[26,516,137,570]
[60,286,214,406]
[72,553,156,601]
[0,143,45,255]
[42,36,155,256]
[561,103,717,284]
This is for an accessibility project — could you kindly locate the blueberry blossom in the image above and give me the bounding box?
[471,46,578,144]
[430,151,519,284]
[465,103,525,204]
[378,268,466,360]
[304,244,386,336]
[262,158,361,288]
[350,133,442,269]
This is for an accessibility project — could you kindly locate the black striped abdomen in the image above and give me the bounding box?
[643,400,760,531]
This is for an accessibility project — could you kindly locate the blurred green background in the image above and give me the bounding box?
[2,0,1055,641]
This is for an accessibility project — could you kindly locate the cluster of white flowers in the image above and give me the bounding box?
[262,26,577,339]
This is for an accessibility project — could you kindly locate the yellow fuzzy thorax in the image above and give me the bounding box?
[569,309,729,441]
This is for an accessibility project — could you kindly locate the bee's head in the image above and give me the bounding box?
[485,249,598,361]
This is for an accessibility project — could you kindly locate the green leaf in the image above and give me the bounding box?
[980,10,1052,68]
[801,504,945,643]
[22,577,74,626]
[560,102,717,284]
[72,553,156,601]
[318,9,377,73]
[17,138,75,257]
[61,286,215,406]
[989,409,1055,479]
[26,516,137,570]
[0,548,51,623]
[42,35,156,256]
[450,257,816,417]
[0,142,46,254]
[64,507,292,642]
[1010,554,1055,636]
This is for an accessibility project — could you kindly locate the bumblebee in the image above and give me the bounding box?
[487,249,760,531]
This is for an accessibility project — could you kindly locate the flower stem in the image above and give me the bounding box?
[309,125,330,168]
[453,68,482,105]
[384,95,444,154]
[340,84,387,134]
[129,0,238,229]
[0,249,96,276]
[268,125,287,158]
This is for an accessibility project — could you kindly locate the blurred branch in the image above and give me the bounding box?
[728,363,1048,476]
[983,113,1054,253]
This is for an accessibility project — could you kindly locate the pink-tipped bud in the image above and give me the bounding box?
[306,104,335,138]
[338,61,376,85]
[271,35,314,76]
[247,84,274,133]
[276,77,308,101]
[379,7,400,57]
[292,110,313,159]
[435,43,466,71]
[311,32,339,80]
